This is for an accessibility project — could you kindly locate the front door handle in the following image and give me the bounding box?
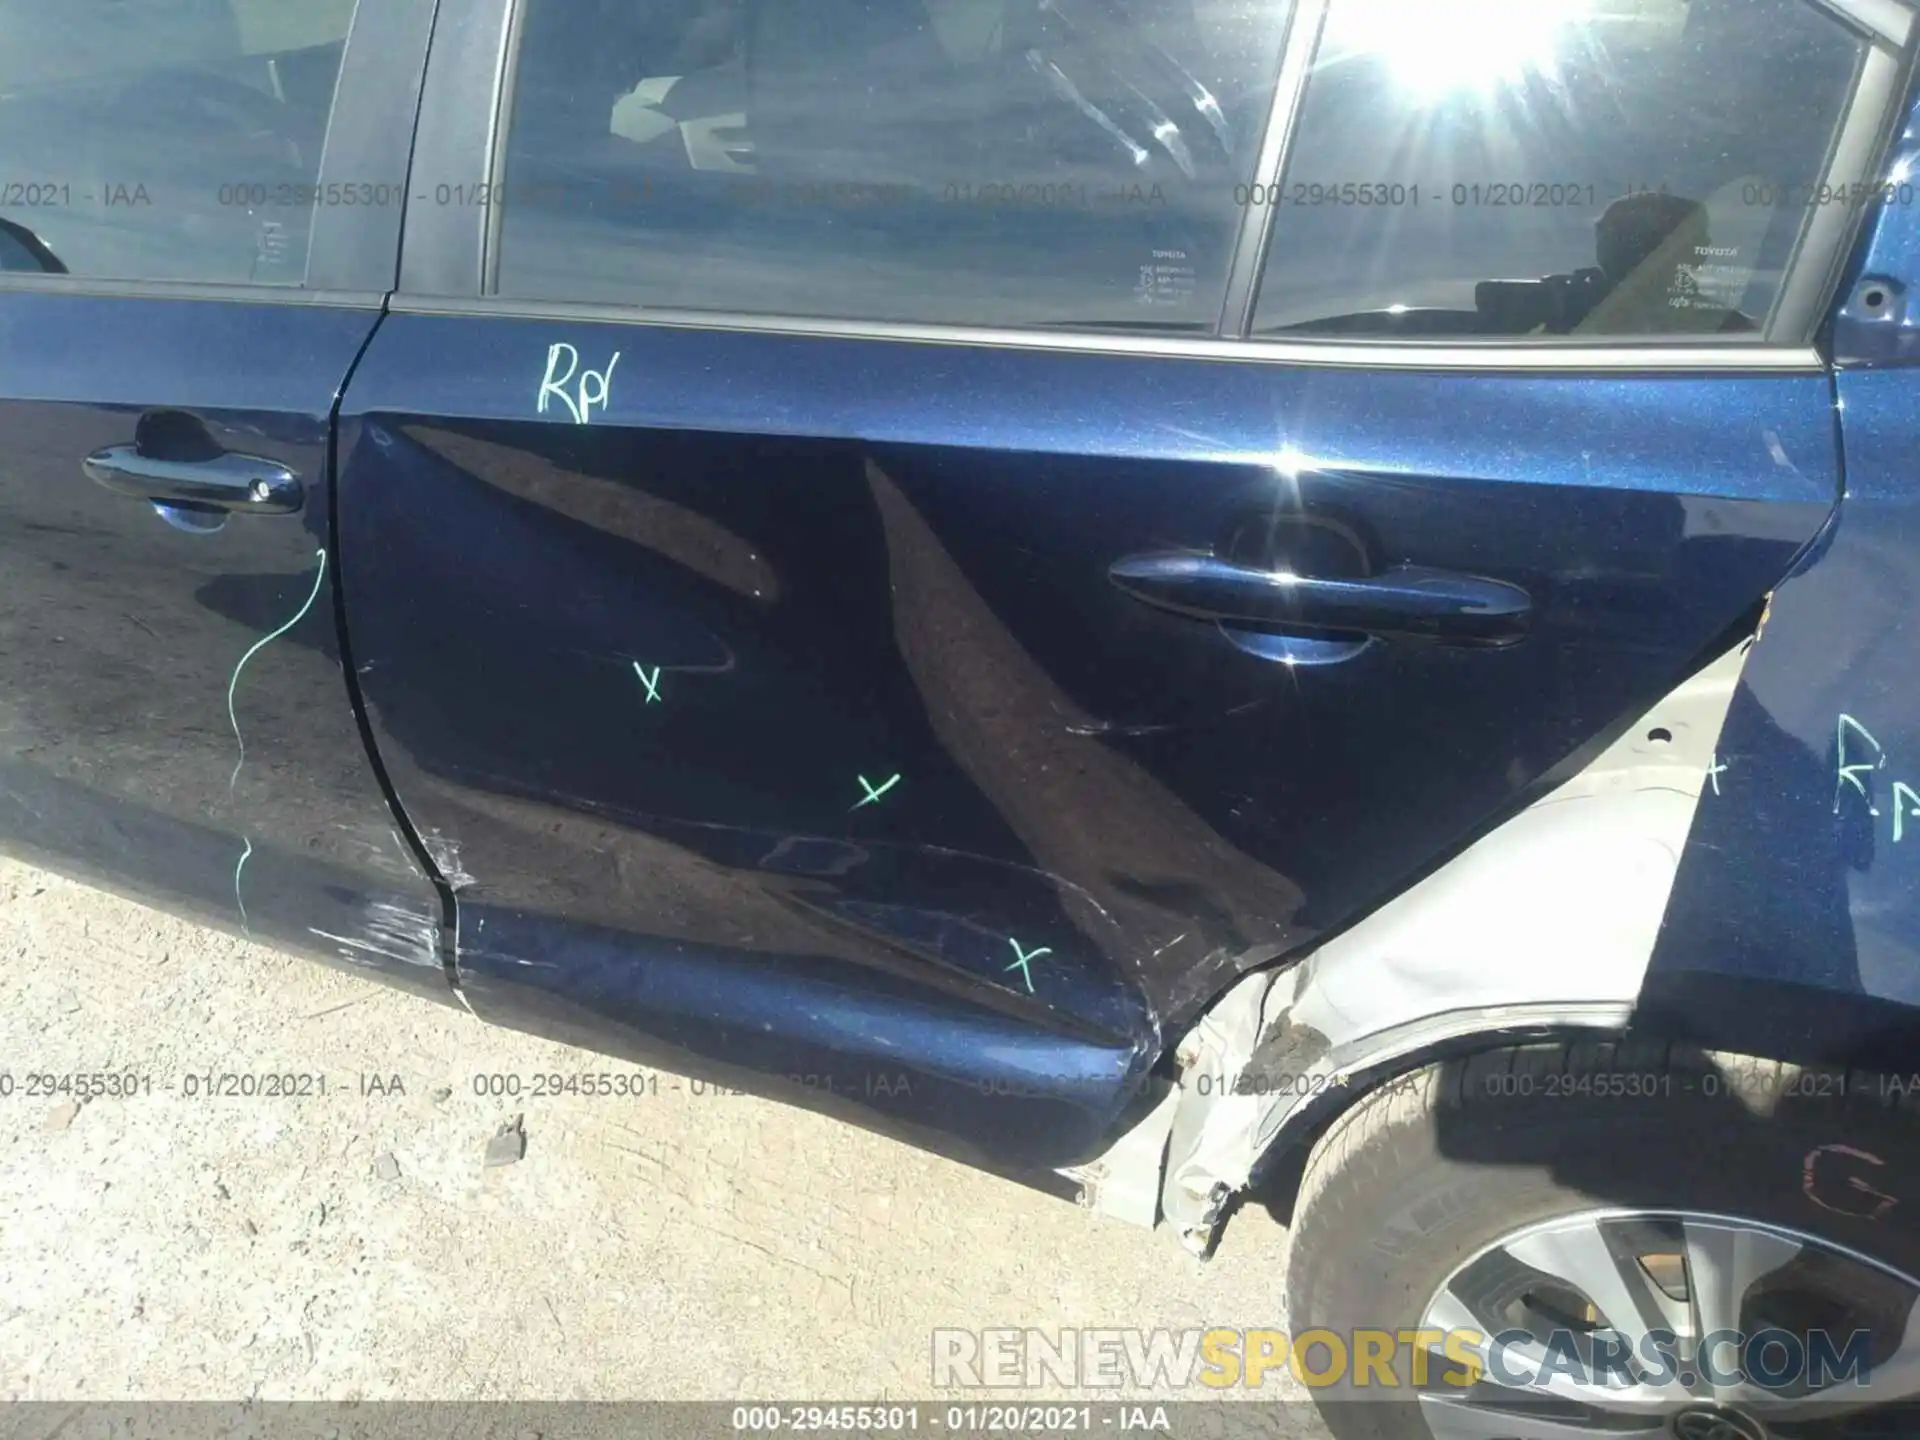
[84,444,303,515]
[1109,553,1533,648]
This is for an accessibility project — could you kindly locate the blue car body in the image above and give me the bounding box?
[0,0,1916,1231]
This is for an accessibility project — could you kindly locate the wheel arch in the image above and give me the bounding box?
[1061,634,1760,1247]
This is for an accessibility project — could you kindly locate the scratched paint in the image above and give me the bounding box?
[309,898,440,971]
[633,662,662,704]
[422,830,476,891]
[226,548,329,934]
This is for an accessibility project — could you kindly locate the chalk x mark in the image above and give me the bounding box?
[227,548,328,935]
[852,773,901,810]
[633,662,662,704]
[1004,937,1052,994]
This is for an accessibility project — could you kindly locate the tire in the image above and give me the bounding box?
[1284,1038,1920,1440]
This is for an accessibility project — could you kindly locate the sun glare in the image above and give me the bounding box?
[1343,0,1596,98]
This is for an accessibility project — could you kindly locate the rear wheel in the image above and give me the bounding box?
[1284,1041,1920,1439]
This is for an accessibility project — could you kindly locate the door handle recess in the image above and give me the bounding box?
[1109,552,1533,648]
[84,445,303,515]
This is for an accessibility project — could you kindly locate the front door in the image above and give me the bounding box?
[0,0,447,998]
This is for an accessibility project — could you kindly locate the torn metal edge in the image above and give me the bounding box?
[1059,637,1753,1252]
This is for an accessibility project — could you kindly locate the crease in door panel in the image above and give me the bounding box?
[863,456,1307,1029]
[328,306,462,993]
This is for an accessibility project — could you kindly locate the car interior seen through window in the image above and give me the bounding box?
[0,0,359,286]
[494,0,1292,331]
[1253,0,1869,339]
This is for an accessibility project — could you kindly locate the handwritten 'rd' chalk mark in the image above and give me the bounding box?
[538,343,620,424]
[852,773,901,810]
[228,548,329,935]
[1836,714,1889,815]
[633,663,662,704]
[1834,713,1920,842]
[1004,938,1052,994]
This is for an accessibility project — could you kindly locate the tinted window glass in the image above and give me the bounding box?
[0,0,358,284]
[1252,0,1866,339]
[494,0,1291,331]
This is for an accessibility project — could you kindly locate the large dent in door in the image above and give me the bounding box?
[1065,637,1753,1248]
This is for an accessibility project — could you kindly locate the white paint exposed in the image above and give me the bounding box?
[1070,640,1753,1244]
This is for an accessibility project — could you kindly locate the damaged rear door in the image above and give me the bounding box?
[332,0,1884,1170]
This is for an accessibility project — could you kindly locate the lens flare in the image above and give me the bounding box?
[1340,0,1595,98]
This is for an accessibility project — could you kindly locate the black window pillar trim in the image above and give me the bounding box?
[304,0,443,295]
[1217,0,1328,340]
[399,0,516,299]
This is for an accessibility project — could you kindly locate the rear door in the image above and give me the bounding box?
[0,0,446,998]
[335,0,1898,1164]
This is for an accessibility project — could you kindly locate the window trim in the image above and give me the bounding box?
[391,0,1913,368]
[1771,37,1916,340]
[388,289,1827,371]
[398,0,514,297]
[1817,0,1915,45]
[304,0,442,293]
[0,277,386,305]
[0,0,435,301]
[480,0,532,297]
[1217,0,1327,336]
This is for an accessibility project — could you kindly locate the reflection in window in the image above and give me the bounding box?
[1253,0,1867,339]
[495,0,1292,331]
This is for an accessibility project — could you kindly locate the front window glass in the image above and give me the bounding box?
[0,0,360,284]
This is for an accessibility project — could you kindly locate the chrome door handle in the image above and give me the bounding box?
[84,444,303,515]
[1109,552,1533,648]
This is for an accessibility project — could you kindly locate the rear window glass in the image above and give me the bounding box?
[1251,0,1868,340]
[493,0,1293,332]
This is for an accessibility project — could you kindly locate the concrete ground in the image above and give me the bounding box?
[0,856,1322,1422]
